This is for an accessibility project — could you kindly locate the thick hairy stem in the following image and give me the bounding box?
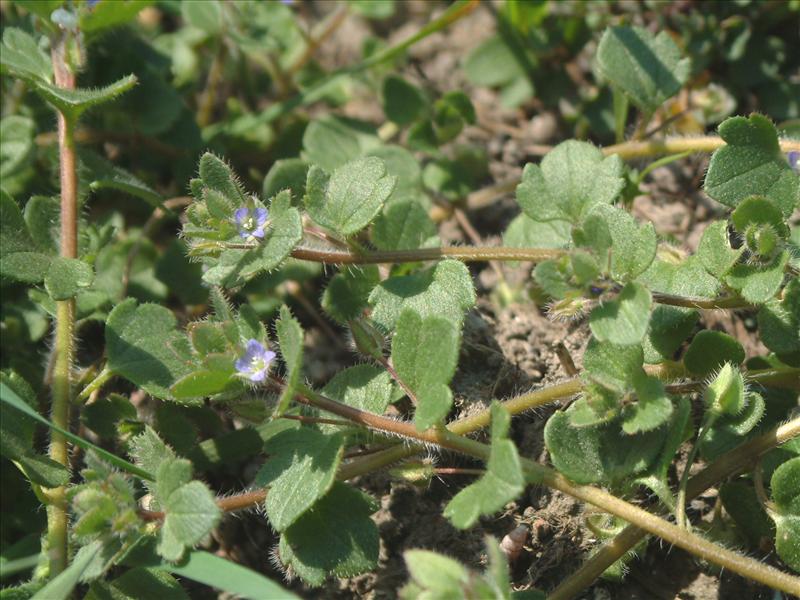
[290,245,564,264]
[294,387,800,595]
[549,417,800,600]
[602,135,800,160]
[47,34,78,578]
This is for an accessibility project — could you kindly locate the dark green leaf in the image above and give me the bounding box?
[321,266,380,324]
[106,300,195,401]
[684,330,745,376]
[392,310,460,430]
[44,257,93,300]
[0,28,51,84]
[255,426,344,531]
[705,114,799,215]
[444,403,525,529]
[589,282,652,346]
[275,305,303,415]
[382,75,428,125]
[305,157,396,237]
[280,483,379,582]
[597,26,690,113]
[369,260,475,331]
[516,142,625,224]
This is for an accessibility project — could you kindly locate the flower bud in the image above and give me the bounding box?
[349,318,385,360]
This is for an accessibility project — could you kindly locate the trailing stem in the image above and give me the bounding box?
[290,386,800,595]
[548,416,800,600]
[47,32,79,578]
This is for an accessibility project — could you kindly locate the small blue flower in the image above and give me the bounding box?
[235,339,276,383]
[234,206,269,240]
[789,151,799,173]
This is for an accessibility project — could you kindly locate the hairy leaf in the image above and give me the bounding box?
[444,403,525,528]
[392,310,460,430]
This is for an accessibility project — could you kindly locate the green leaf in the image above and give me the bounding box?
[33,75,138,120]
[181,0,223,35]
[304,157,396,237]
[371,198,439,251]
[621,371,673,435]
[704,114,799,215]
[369,259,475,331]
[80,1,154,34]
[86,567,187,600]
[30,540,102,600]
[731,196,789,239]
[774,516,800,573]
[105,300,195,401]
[0,251,52,284]
[697,220,744,279]
[720,481,774,547]
[23,194,59,253]
[589,282,652,346]
[255,426,344,531]
[156,459,221,561]
[642,306,698,364]
[684,330,745,376]
[583,338,643,391]
[638,255,720,300]
[275,305,303,415]
[544,407,668,486]
[392,310,460,430]
[302,116,380,172]
[130,427,175,479]
[596,26,690,114]
[280,483,379,582]
[701,392,766,460]
[159,551,300,600]
[321,265,380,324]
[463,35,533,107]
[170,369,233,400]
[444,403,525,529]
[772,457,800,514]
[14,0,62,19]
[516,141,625,224]
[582,204,657,282]
[0,28,52,84]
[725,250,789,304]
[758,278,800,357]
[321,365,394,417]
[81,150,164,210]
[262,158,309,205]
[503,215,571,251]
[401,550,469,597]
[0,188,33,253]
[198,153,244,204]
[772,457,800,571]
[44,257,93,300]
[1,116,35,181]
[382,75,428,125]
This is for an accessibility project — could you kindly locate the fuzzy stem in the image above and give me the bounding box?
[47,33,78,578]
[293,385,800,594]
[548,416,800,600]
[290,245,565,265]
[676,413,718,529]
[603,135,800,160]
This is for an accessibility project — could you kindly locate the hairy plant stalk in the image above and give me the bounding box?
[47,32,79,578]
[603,135,800,159]
[549,416,800,600]
[293,386,800,594]
[290,245,565,264]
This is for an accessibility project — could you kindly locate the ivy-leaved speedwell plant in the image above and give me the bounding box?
[1,1,799,598]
